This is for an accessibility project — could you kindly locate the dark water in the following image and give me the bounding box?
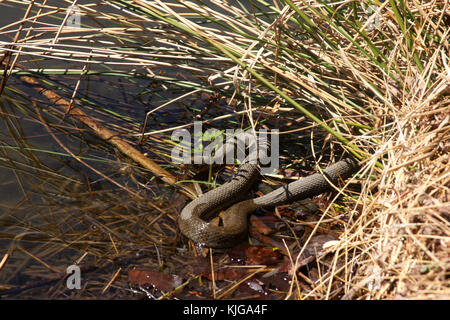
[0,1,201,298]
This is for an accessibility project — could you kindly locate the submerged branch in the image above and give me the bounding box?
[20,75,196,199]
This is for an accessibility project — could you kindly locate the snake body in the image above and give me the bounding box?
[178,158,358,248]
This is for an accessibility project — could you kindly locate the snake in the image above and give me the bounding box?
[178,157,359,248]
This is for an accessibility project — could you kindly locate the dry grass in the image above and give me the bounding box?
[0,0,448,299]
[337,79,449,300]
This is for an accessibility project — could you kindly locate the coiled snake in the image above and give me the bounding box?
[178,158,358,248]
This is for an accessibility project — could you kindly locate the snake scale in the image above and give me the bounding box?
[178,157,359,248]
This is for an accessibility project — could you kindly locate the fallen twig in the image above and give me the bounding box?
[21,75,196,199]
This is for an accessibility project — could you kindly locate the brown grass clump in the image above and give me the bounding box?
[338,79,449,300]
